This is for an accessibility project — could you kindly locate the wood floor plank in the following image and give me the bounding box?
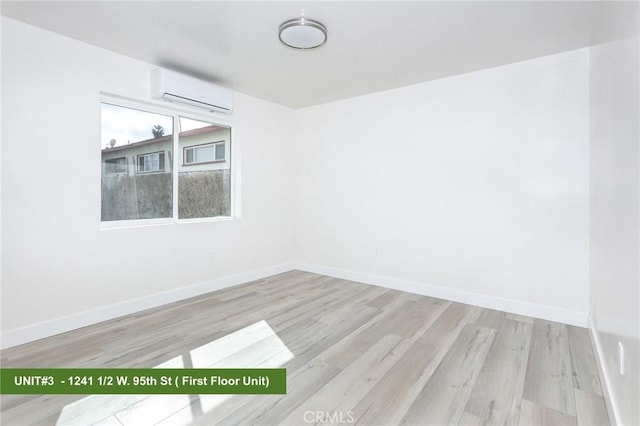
[400,323,496,426]
[280,333,413,425]
[574,388,610,426]
[523,320,576,416]
[343,282,391,306]
[204,279,338,327]
[395,297,450,340]
[317,296,448,369]
[2,336,107,368]
[315,298,413,369]
[278,307,382,373]
[0,394,83,425]
[419,302,479,341]
[365,289,403,309]
[354,334,453,425]
[213,271,304,301]
[465,318,533,425]
[313,296,379,326]
[209,359,341,425]
[354,302,476,426]
[518,398,577,426]
[459,411,485,426]
[99,333,184,368]
[267,278,371,330]
[471,308,506,330]
[567,326,603,396]
[215,270,321,301]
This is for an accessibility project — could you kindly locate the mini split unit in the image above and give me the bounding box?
[150,68,233,115]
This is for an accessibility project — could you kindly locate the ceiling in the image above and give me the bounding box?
[2,1,602,109]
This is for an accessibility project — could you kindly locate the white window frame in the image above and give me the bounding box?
[100,93,237,229]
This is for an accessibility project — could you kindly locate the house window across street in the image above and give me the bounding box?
[137,151,165,173]
[104,157,127,175]
[184,141,225,165]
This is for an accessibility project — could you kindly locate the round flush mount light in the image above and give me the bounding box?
[279,18,327,50]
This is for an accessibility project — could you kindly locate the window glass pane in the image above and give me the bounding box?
[195,145,215,163]
[215,143,225,161]
[178,117,231,219]
[101,103,173,221]
[137,152,164,173]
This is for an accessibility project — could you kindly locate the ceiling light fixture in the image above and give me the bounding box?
[279,17,327,50]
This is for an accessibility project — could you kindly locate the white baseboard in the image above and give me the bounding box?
[0,263,295,350]
[1,261,588,350]
[587,315,620,426]
[293,262,588,327]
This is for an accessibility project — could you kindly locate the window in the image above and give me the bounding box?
[101,100,232,224]
[137,151,166,173]
[184,141,225,165]
[177,118,231,220]
[104,157,127,175]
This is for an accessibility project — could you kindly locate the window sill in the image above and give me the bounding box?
[100,216,234,230]
[182,159,226,166]
[177,216,233,225]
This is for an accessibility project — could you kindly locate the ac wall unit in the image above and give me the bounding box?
[150,69,233,115]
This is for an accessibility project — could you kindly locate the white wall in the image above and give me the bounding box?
[296,49,591,324]
[0,17,296,340]
[0,11,608,362]
[589,2,640,425]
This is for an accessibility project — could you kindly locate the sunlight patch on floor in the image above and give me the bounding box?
[55,320,293,425]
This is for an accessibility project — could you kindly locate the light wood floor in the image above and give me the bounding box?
[1,271,609,425]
